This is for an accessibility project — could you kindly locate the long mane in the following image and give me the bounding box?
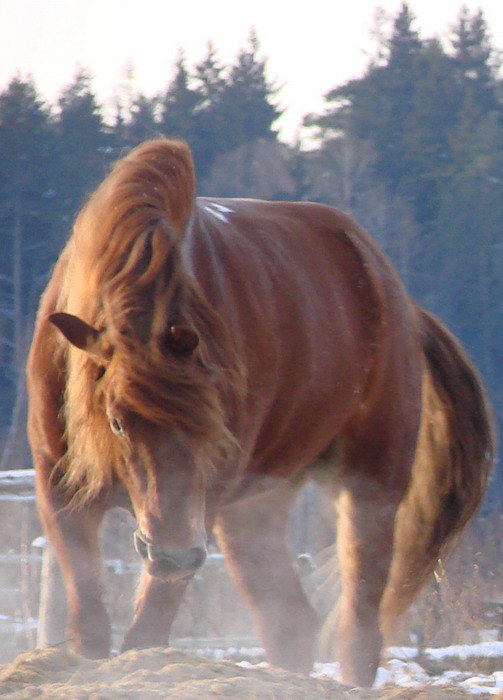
[56,140,244,500]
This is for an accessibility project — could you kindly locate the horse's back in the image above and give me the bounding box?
[191,198,422,474]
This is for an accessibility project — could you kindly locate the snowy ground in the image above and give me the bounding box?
[1,619,502,694]
[202,641,503,695]
[375,642,503,695]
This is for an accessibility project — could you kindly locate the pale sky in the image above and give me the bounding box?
[1,0,503,142]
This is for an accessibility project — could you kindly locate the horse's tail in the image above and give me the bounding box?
[380,305,495,637]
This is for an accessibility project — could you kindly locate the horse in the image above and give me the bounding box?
[27,139,494,687]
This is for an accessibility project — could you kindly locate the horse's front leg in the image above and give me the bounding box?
[121,572,189,651]
[36,470,110,658]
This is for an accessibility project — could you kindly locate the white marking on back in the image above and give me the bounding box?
[212,203,234,214]
[203,201,234,223]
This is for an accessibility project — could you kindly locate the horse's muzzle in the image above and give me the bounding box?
[133,529,207,581]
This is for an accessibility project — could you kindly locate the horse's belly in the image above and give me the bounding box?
[248,389,353,478]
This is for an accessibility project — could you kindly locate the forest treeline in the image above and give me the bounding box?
[0,5,501,488]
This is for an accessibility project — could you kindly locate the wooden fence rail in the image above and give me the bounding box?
[0,469,35,499]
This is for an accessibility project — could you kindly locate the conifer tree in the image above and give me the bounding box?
[0,77,55,436]
[218,30,281,151]
[53,69,109,221]
[451,7,501,115]
[306,3,503,233]
[431,105,503,391]
[122,93,159,147]
[159,52,201,143]
[190,42,228,177]
[402,38,461,224]
[311,3,424,193]
[191,35,281,178]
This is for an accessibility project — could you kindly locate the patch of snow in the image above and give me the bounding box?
[311,661,340,680]
[425,641,503,661]
[236,660,269,669]
[307,644,503,693]
[385,645,419,661]
[378,659,431,686]
[494,671,503,688]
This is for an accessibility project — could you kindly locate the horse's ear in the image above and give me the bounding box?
[166,325,199,357]
[49,312,105,357]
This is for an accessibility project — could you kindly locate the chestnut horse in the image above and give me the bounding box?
[27,139,493,687]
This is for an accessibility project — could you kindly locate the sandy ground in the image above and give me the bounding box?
[0,646,497,699]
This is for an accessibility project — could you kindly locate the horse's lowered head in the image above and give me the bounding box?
[49,305,228,582]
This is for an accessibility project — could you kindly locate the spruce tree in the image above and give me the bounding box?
[191,34,281,179]
[191,42,228,177]
[159,52,201,144]
[312,3,424,191]
[122,93,159,147]
[218,30,281,151]
[53,69,110,221]
[451,7,501,115]
[431,106,503,388]
[402,39,461,225]
[0,77,55,436]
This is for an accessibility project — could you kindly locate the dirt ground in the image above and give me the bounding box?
[0,646,495,699]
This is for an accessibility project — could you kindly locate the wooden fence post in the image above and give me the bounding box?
[0,470,68,650]
[36,541,67,648]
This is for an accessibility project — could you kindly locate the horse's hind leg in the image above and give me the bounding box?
[214,483,319,673]
[324,474,403,686]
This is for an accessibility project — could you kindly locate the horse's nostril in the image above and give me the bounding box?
[133,531,207,572]
[187,546,207,569]
[160,546,206,570]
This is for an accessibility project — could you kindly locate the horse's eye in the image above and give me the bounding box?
[110,417,125,437]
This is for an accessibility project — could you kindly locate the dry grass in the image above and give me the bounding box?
[405,506,503,649]
[294,486,503,654]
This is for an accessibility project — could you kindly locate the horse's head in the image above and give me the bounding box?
[106,411,209,582]
[50,311,221,581]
